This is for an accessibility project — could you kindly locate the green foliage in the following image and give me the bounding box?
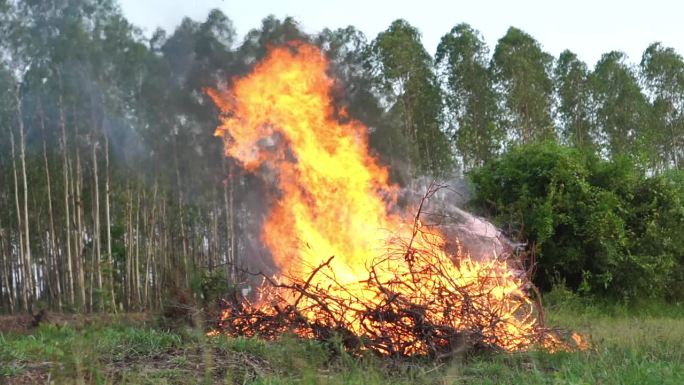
[368,19,454,176]
[542,280,588,313]
[190,268,232,307]
[93,326,183,360]
[436,23,503,170]
[491,27,555,144]
[640,43,684,170]
[555,50,594,149]
[591,52,652,164]
[470,142,684,299]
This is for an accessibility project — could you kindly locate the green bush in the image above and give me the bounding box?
[470,142,684,300]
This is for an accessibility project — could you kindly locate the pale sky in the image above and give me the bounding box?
[118,0,683,67]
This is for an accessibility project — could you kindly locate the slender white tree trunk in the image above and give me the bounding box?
[75,149,87,311]
[58,70,75,306]
[40,100,62,310]
[9,125,27,311]
[16,90,34,310]
[92,138,102,311]
[104,135,116,312]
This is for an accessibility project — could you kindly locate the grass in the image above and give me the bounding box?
[1,300,683,384]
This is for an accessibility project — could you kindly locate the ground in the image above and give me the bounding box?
[1,300,683,385]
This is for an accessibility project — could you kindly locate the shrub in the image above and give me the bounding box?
[470,142,684,300]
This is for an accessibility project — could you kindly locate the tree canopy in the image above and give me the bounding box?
[2,2,684,314]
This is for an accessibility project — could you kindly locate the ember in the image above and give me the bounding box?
[207,41,586,357]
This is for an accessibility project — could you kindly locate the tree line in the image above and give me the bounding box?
[1,0,683,313]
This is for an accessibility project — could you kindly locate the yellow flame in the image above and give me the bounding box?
[208,41,584,353]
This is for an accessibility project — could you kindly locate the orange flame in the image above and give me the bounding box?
[208,41,584,354]
[210,42,398,285]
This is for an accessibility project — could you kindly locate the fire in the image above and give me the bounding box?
[209,41,398,285]
[207,41,585,356]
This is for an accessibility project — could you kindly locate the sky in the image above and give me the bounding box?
[118,0,683,67]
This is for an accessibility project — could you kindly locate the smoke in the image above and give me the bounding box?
[396,176,520,261]
[233,173,279,279]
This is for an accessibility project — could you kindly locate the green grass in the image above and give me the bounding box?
[1,301,683,384]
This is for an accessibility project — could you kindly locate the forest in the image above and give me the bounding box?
[1,1,683,316]
[2,1,684,384]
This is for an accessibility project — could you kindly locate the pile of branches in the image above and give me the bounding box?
[212,243,577,357]
[211,187,581,358]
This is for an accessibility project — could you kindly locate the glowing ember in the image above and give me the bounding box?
[207,41,586,356]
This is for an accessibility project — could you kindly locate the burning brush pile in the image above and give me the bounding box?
[206,42,587,358]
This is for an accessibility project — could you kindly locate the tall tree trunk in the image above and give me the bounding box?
[15,89,34,311]
[58,70,75,307]
[36,210,47,303]
[9,123,27,311]
[144,181,158,309]
[125,185,133,310]
[75,149,87,311]
[0,217,15,313]
[40,100,62,310]
[173,135,189,286]
[104,135,116,312]
[92,138,102,311]
[135,187,142,308]
[211,196,219,270]
[157,198,166,309]
[222,160,236,282]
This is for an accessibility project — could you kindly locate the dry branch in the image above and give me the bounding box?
[211,185,585,358]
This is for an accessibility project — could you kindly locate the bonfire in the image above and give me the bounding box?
[206,41,587,358]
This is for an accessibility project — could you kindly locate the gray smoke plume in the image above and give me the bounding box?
[396,177,521,261]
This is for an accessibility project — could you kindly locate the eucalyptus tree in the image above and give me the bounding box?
[555,50,595,150]
[368,19,453,176]
[591,51,651,164]
[162,9,239,281]
[436,23,501,170]
[491,27,555,145]
[1,0,36,311]
[12,0,111,310]
[640,43,684,170]
[0,62,23,311]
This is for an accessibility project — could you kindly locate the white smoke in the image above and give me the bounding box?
[397,177,521,261]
